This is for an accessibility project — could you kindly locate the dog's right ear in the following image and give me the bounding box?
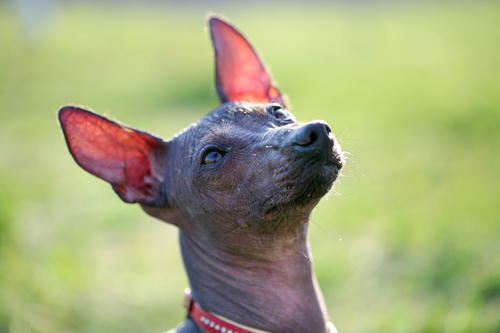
[209,16,286,107]
[59,106,168,207]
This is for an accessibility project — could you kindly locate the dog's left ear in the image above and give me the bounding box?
[209,16,286,107]
[59,106,167,207]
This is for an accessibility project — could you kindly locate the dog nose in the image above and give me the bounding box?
[293,121,333,148]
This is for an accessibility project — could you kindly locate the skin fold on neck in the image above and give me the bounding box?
[179,222,330,333]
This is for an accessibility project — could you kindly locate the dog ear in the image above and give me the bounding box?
[209,16,286,107]
[59,106,167,207]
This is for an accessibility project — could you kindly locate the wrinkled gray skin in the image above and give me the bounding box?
[142,101,344,333]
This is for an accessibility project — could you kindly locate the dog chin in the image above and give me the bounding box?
[262,162,338,219]
[291,163,338,207]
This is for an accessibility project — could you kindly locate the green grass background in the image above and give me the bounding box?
[1,1,499,332]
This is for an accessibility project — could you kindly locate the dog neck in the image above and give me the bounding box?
[179,222,331,333]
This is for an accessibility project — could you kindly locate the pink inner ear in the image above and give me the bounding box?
[59,107,164,205]
[210,17,285,106]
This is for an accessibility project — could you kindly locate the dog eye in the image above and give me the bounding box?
[203,150,224,166]
[275,109,289,119]
[270,105,294,122]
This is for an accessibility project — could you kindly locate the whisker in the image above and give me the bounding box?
[339,174,356,180]
[298,225,310,259]
[346,159,375,178]
[309,219,342,241]
[334,123,352,137]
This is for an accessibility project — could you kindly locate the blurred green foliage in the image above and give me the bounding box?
[0,1,499,333]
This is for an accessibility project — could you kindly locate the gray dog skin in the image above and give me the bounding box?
[59,15,344,333]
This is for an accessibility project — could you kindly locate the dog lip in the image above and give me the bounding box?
[327,151,344,170]
[286,163,339,207]
[326,158,343,170]
[295,144,344,170]
[324,161,340,175]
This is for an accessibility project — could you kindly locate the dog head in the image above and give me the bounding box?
[59,16,344,251]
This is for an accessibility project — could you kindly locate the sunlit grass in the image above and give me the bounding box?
[1,2,499,333]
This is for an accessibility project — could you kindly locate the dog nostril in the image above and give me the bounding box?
[309,131,318,144]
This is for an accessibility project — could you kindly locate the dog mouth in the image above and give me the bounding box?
[261,149,342,217]
[289,161,340,207]
[325,149,344,171]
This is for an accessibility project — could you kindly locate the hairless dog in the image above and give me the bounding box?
[59,15,344,333]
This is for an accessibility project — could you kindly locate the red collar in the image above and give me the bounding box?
[183,289,338,333]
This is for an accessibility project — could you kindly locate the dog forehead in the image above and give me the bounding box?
[204,101,268,122]
[195,102,271,136]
